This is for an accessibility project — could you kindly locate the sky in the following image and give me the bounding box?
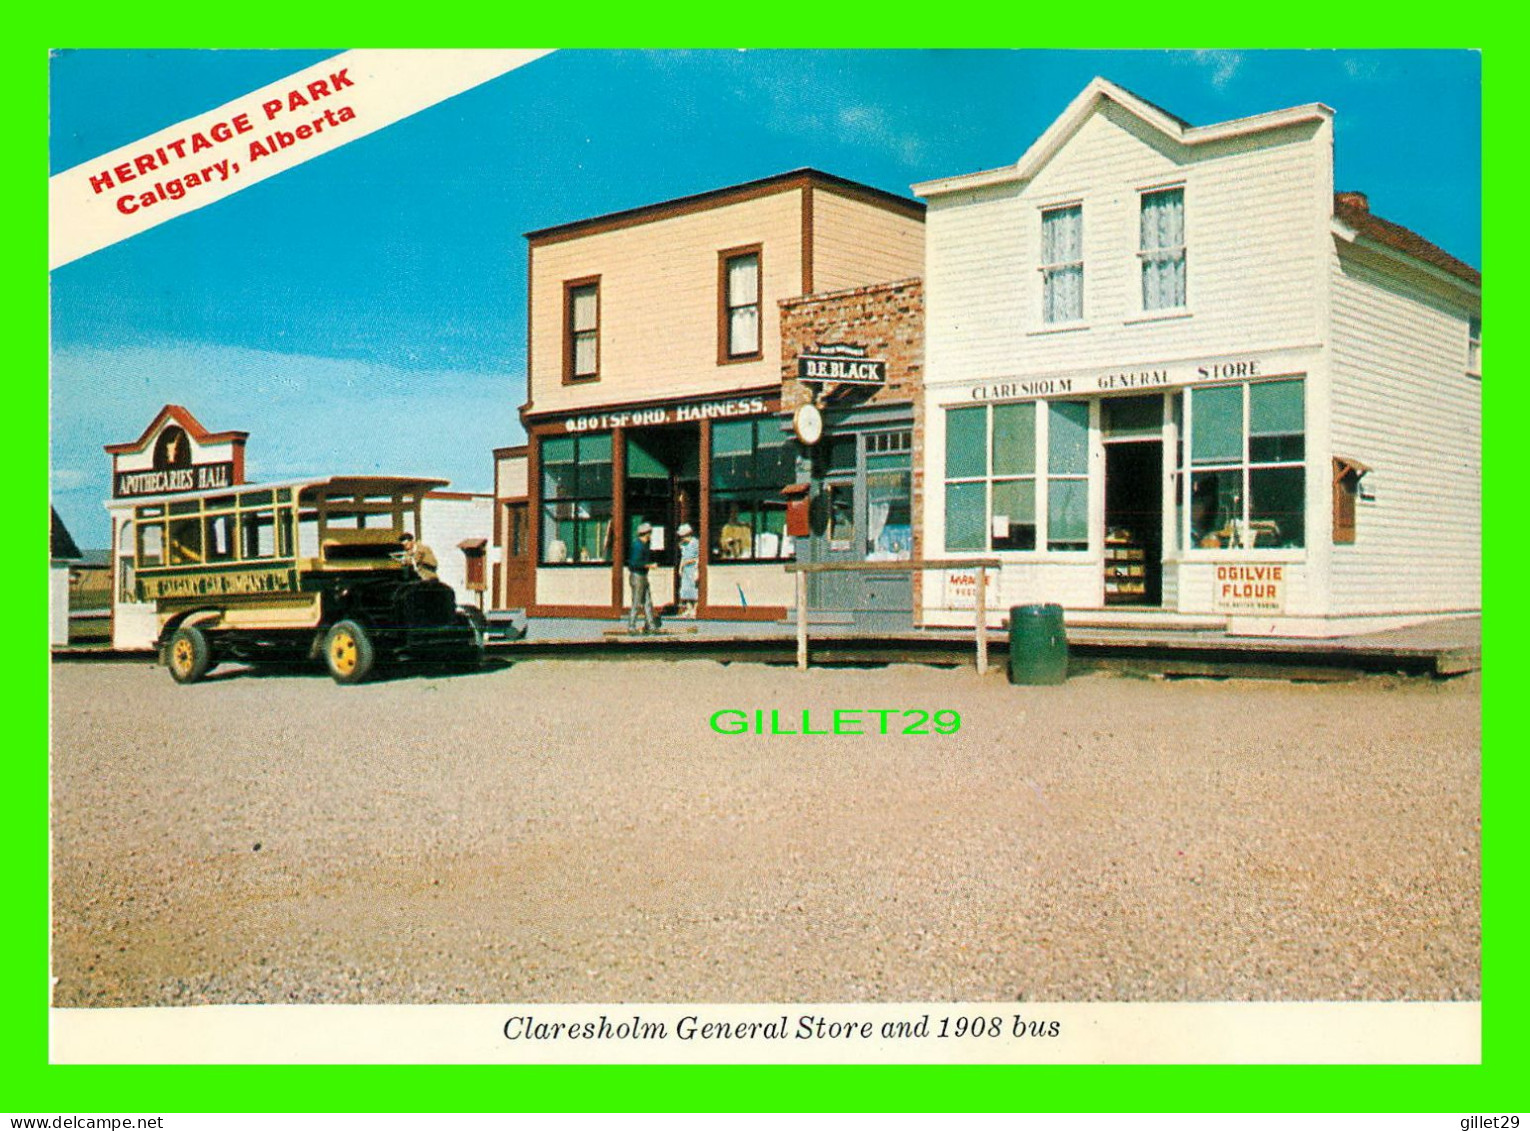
[49,49,1481,548]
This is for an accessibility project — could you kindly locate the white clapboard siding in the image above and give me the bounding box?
[926,105,1326,385]
[420,494,494,602]
[1327,247,1481,614]
[536,565,613,608]
[921,560,1102,628]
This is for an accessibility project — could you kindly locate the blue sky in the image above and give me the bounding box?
[49,49,1481,547]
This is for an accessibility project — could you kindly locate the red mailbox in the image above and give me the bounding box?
[782,482,812,538]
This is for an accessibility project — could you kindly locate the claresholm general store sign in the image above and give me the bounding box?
[964,356,1287,402]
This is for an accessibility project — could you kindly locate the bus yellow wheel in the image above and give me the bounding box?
[166,625,213,684]
[323,619,375,684]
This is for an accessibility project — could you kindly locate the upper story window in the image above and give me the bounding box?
[564,277,600,382]
[1140,187,1186,311]
[1468,316,1482,376]
[719,246,763,362]
[1040,205,1084,324]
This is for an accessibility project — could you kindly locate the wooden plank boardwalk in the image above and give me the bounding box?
[52,616,1480,680]
[494,615,1480,680]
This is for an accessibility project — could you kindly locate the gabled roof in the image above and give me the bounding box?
[526,168,923,246]
[104,404,248,456]
[51,507,82,561]
[912,76,1332,198]
[1332,194,1481,288]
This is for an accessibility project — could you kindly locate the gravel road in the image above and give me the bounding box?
[50,658,1480,1006]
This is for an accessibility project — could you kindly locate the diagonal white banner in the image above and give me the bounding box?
[49,48,552,270]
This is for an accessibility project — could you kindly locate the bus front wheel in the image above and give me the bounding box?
[324,620,376,685]
[167,625,214,684]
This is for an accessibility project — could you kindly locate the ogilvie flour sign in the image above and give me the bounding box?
[1212,563,1286,614]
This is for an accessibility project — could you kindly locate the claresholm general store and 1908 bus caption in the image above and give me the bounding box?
[502,1012,1061,1043]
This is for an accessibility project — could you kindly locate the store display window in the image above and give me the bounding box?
[943,400,1090,553]
[541,432,613,564]
[709,418,794,561]
[1185,378,1305,549]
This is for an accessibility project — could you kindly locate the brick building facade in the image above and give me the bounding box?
[779,278,926,629]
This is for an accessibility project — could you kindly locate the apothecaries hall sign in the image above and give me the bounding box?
[106,405,248,498]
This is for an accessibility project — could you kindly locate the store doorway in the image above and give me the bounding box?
[1102,396,1164,607]
[501,502,533,609]
[625,425,701,612]
[807,428,914,630]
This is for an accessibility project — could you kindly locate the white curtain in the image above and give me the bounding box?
[571,287,597,332]
[1042,206,1083,322]
[1140,189,1186,310]
[729,307,759,355]
[728,255,760,354]
[571,286,598,374]
[866,500,891,559]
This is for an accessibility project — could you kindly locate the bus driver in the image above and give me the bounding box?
[399,531,439,582]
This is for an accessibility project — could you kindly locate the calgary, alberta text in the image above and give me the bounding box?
[86,69,359,215]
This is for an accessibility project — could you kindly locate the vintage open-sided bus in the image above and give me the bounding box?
[129,476,483,684]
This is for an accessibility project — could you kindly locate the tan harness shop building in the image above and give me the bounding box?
[495,169,925,620]
[913,78,1480,636]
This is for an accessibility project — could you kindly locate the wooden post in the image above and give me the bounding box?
[796,568,809,671]
[974,565,988,675]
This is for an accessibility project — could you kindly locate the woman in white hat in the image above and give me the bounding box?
[677,522,699,618]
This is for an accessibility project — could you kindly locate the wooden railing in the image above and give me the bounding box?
[784,558,1001,673]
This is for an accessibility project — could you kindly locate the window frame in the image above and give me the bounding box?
[1468,315,1482,377]
[1178,377,1308,558]
[562,275,601,384]
[708,415,795,563]
[943,400,1094,557]
[1045,400,1091,551]
[1038,202,1085,326]
[1138,183,1188,314]
[130,491,296,571]
[539,432,614,567]
[717,244,764,364]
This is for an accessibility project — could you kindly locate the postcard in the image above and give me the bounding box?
[44,46,1483,1098]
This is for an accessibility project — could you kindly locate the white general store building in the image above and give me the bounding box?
[914,78,1480,636]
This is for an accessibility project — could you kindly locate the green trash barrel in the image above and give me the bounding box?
[1008,604,1068,685]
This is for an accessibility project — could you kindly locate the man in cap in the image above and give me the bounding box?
[626,521,660,634]
[399,531,439,582]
